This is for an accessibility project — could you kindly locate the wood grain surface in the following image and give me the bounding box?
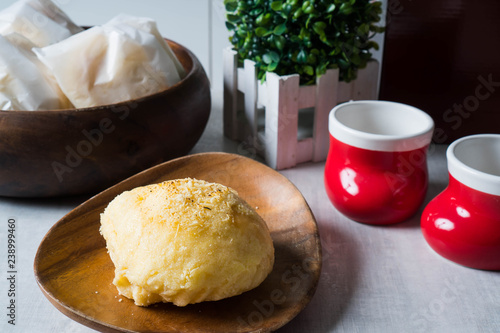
[0,39,211,198]
[34,152,322,333]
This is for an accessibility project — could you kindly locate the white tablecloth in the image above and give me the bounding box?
[1,91,499,333]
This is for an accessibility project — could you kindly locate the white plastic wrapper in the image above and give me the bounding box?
[0,0,82,47]
[0,33,72,110]
[34,15,186,108]
[106,14,186,78]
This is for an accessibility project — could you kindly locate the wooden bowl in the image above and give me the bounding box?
[34,152,322,333]
[0,39,211,198]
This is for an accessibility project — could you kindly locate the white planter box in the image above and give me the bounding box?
[223,47,379,170]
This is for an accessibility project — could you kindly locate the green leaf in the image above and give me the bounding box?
[283,4,293,15]
[226,14,241,23]
[292,8,303,19]
[274,35,286,50]
[305,14,313,29]
[316,63,327,76]
[225,21,235,31]
[312,21,327,35]
[255,27,270,37]
[243,35,253,50]
[322,39,334,47]
[341,50,350,62]
[298,26,310,39]
[258,71,266,83]
[263,51,280,64]
[339,3,353,15]
[368,41,380,51]
[268,61,279,71]
[304,65,314,76]
[326,4,336,13]
[371,25,385,34]
[257,12,272,26]
[270,1,282,11]
[250,8,264,16]
[358,23,369,35]
[236,28,247,38]
[224,1,238,12]
[297,49,307,63]
[350,54,361,66]
[307,53,317,64]
[237,1,249,11]
[338,58,349,68]
[269,51,280,63]
[303,5,314,14]
[273,23,287,35]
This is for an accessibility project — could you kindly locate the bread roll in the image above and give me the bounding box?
[100,178,274,307]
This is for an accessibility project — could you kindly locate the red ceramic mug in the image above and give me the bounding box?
[421,134,500,270]
[324,100,434,225]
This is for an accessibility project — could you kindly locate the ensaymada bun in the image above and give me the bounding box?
[100,178,274,307]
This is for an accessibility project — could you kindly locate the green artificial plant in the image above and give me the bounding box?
[224,0,384,84]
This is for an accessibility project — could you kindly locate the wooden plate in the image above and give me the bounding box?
[34,152,322,333]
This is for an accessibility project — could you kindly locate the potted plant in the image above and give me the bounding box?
[223,0,384,169]
[225,0,383,83]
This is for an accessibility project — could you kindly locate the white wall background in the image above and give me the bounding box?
[1,0,386,92]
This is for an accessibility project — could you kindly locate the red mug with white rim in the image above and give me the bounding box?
[421,134,500,270]
[324,100,434,225]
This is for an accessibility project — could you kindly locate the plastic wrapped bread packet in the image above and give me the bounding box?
[0,32,72,110]
[0,1,186,110]
[0,0,80,110]
[106,14,186,79]
[34,15,186,108]
[0,0,82,47]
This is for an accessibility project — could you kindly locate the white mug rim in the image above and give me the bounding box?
[447,134,500,196]
[329,100,435,152]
